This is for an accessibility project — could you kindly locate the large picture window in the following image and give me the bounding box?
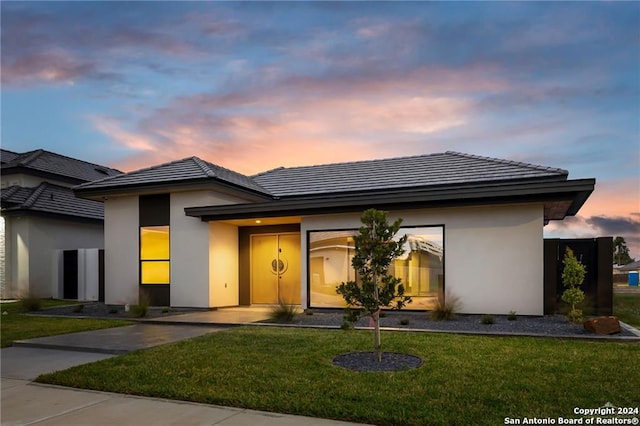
[140,226,170,284]
[308,226,444,309]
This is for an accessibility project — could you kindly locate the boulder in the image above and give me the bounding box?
[583,316,621,335]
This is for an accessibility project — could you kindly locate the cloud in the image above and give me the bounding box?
[90,116,157,152]
[1,3,205,88]
[91,62,501,176]
[585,216,640,237]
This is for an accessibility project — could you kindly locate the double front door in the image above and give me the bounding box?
[251,233,301,304]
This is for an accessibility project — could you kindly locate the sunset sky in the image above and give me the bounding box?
[2,2,639,257]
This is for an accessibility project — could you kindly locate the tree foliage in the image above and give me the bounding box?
[613,236,634,265]
[336,209,412,361]
[560,247,586,323]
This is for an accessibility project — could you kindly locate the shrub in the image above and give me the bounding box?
[73,304,84,313]
[399,318,410,326]
[507,311,517,321]
[162,307,170,314]
[561,247,586,324]
[108,307,119,314]
[269,300,297,323]
[131,291,151,318]
[340,321,354,330]
[19,294,42,312]
[481,314,495,325]
[431,291,461,321]
[304,308,314,316]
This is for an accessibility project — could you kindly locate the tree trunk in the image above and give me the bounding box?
[374,315,381,362]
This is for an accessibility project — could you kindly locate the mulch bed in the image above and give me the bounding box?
[333,351,423,372]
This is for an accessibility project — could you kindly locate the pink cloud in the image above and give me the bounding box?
[98,66,494,174]
[1,50,95,86]
[90,116,157,152]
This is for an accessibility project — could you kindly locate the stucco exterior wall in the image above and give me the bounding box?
[209,222,239,307]
[301,204,545,315]
[170,191,246,307]
[104,197,139,304]
[2,215,104,298]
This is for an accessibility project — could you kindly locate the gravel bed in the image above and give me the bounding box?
[27,302,205,319]
[269,310,638,337]
[25,303,637,338]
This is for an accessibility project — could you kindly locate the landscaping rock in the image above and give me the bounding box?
[583,316,621,335]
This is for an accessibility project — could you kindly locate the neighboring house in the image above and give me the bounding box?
[74,151,595,315]
[616,260,640,286]
[1,149,121,299]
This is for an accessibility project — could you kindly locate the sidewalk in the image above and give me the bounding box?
[2,379,366,426]
[1,324,370,426]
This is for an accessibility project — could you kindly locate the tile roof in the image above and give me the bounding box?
[1,149,20,164]
[74,156,271,195]
[252,151,569,197]
[1,149,122,184]
[2,182,104,221]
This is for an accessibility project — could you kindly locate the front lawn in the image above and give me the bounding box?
[0,300,131,348]
[614,292,640,328]
[37,327,639,426]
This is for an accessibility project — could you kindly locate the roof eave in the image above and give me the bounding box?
[185,178,595,222]
[74,178,274,202]
[0,208,104,224]
[1,166,88,185]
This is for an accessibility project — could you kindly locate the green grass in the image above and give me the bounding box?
[0,299,131,348]
[614,293,640,328]
[37,327,639,426]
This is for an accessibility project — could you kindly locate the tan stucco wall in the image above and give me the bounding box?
[209,222,239,307]
[301,204,545,315]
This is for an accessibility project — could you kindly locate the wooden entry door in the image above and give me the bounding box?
[251,234,301,304]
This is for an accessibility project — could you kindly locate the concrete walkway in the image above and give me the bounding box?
[1,323,369,426]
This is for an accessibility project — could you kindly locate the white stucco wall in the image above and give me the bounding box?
[2,215,104,299]
[301,204,545,315]
[104,197,139,305]
[209,222,239,307]
[101,190,248,307]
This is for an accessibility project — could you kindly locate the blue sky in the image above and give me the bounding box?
[2,1,639,256]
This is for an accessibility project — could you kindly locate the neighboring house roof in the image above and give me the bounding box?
[1,148,122,185]
[2,182,104,222]
[1,149,20,164]
[619,260,640,272]
[252,151,570,197]
[74,156,272,199]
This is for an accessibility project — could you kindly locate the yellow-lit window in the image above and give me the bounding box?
[141,261,170,284]
[140,226,170,284]
[141,226,169,260]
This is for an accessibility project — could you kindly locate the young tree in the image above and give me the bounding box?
[561,247,586,323]
[336,209,412,362]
